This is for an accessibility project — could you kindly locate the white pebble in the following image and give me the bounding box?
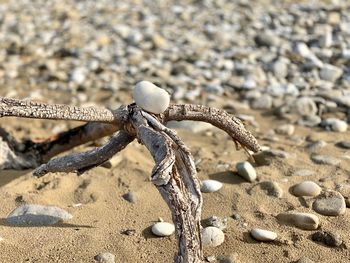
[236,161,257,182]
[292,181,322,197]
[275,124,295,136]
[201,227,225,247]
[201,180,223,193]
[151,222,175,237]
[133,81,170,114]
[250,228,277,242]
[277,212,319,230]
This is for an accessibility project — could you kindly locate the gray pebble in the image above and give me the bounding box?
[292,181,321,197]
[251,94,273,110]
[122,192,137,203]
[6,204,72,226]
[311,231,342,247]
[313,191,346,216]
[236,161,257,182]
[203,216,228,231]
[336,141,350,149]
[336,184,350,207]
[311,155,341,165]
[305,140,327,152]
[319,64,343,82]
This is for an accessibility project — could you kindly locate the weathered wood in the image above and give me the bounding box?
[33,131,134,177]
[0,97,117,123]
[0,97,261,263]
[131,109,203,262]
[163,104,260,153]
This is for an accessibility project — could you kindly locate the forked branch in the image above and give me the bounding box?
[0,96,260,263]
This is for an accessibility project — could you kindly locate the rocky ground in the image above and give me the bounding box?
[0,0,350,262]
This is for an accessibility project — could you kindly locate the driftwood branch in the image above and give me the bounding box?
[0,97,116,123]
[33,131,134,177]
[0,96,260,263]
[131,109,203,262]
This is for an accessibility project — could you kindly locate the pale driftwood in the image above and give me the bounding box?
[131,109,203,262]
[33,131,134,177]
[0,97,116,123]
[0,97,260,263]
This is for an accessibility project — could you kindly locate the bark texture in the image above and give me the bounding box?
[0,97,116,123]
[131,109,203,262]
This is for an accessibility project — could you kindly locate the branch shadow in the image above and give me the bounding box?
[208,171,246,185]
[0,218,94,228]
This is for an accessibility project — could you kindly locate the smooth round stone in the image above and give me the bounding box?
[336,141,350,149]
[204,216,227,231]
[311,155,341,165]
[336,184,350,207]
[312,191,346,216]
[330,120,348,132]
[275,124,295,136]
[6,204,73,226]
[201,180,223,193]
[311,231,342,247]
[277,212,319,230]
[202,227,225,247]
[292,181,322,197]
[322,118,348,132]
[250,228,277,242]
[236,161,257,182]
[151,222,175,237]
[133,81,170,114]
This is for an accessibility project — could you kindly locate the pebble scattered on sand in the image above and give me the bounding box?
[122,192,137,203]
[151,222,175,237]
[201,180,223,193]
[94,252,116,263]
[311,231,342,247]
[336,141,350,149]
[204,216,228,231]
[201,227,225,247]
[310,155,341,165]
[312,191,346,216]
[236,161,257,182]
[277,212,319,230]
[250,228,277,242]
[6,204,73,226]
[292,181,322,197]
[336,184,350,207]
